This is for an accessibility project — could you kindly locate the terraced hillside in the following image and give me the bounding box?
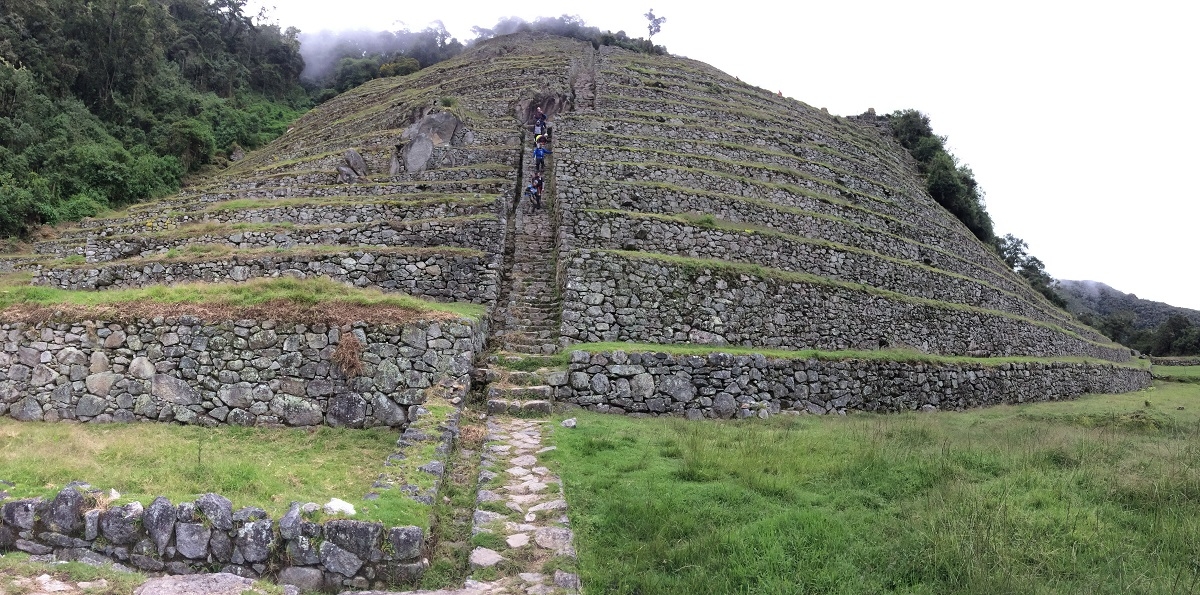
[2,32,1148,413]
[0,31,1151,590]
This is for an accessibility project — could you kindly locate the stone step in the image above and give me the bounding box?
[487,385,553,400]
[486,398,553,417]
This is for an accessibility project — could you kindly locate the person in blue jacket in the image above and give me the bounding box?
[533,145,551,173]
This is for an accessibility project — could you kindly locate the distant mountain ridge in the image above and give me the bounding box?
[1058,280,1200,330]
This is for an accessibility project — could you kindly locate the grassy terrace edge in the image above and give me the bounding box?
[41,214,498,249]
[562,341,1149,369]
[0,276,485,322]
[33,244,485,270]
[593,249,1125,353]
[578,209,1087,330]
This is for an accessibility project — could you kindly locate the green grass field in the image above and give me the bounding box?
[0,420,430,528]
[1154,365,1200,383]
[548,381,1200,594]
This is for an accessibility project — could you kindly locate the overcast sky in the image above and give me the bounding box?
[250,0,1200,310]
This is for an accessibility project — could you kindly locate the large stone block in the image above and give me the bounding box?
[44,487,85,535]
[153,374,199,405]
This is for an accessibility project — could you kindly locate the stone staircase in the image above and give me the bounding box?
[490,128,562,358]
[477,367,562,418]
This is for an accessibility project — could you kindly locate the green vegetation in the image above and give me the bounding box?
[0,552,146,595]
[569,341,1147,369]
[550,382,1200,594]
[1153,365,1200,383]
[0,0,309,237]
[1083,312,1200,357]
[604,249,1118,350]
[472,15,665,54]
[0,275,485,321]
[888,110,1066,308]
[0,419,427,526]
[419,416,487,588]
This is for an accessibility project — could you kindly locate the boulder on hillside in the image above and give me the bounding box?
[344,149,368,177]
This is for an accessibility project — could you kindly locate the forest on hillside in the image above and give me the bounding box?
[0,4,664,239]
[0,0,309,237]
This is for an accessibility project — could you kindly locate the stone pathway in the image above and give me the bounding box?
[366,418,580,595]
[463,418,580,594]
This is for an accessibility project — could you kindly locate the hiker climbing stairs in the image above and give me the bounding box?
[490,125,562,356]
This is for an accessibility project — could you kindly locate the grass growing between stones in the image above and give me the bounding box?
[0,420,431,528]
[419,414,487,589]
[567,342,1149,369]
[548,381,1200,594]
[0,552,146,595]
[0,276,485,322]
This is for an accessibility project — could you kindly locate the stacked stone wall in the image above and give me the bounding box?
[0,490,427,589]
[558,160,1010,278]
[0,316,483,427]
[565,113,924,202]
[556,134,964,239]
[562,210,1104,342]
[560,250,1129,362]
[63,196,500,239]
[118,178,511,214]
[555,179,1059,312]
[30,250,498,304]
[36,216,501,264]
[559,140,964,241]
[249,147,516,179]
[1151,357,1200,366]
[552,350,1152,417]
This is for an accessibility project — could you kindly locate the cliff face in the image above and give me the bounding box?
[3,32,1145,425]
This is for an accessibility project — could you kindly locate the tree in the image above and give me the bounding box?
[994,234,1067,308]
[644,9,666,39]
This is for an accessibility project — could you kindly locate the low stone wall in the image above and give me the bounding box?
[561,210,1103,342]
[553,350,1153,417]
[0,489,425,589]
[62,196,500,241]
[251,148,516,179]
[0,316,483,427]
[563,111,925,211]
[1151,357,1200,366]
[560,250,1129,362]
[595,87,899,178]
[37,216,501,264]
[30,249,498,304]
[119,179,511,217]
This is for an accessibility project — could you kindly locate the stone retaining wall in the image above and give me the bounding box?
[37,216,501,264]
[251,147,516,179]
[568,106,921,204]
[560,250,1129,362]
[561,210,1103,342]
[0,489,426,590]
[1151,357,1200,366]
[556,179,1057,310]
[0,316,483,427]
[65,196,500,239]
[552,350,1152,417]
[558,129,952,236]
[108,179,510,217]
[557,162,1010,279]
[560,143,970,245]
[30,250,498,304]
